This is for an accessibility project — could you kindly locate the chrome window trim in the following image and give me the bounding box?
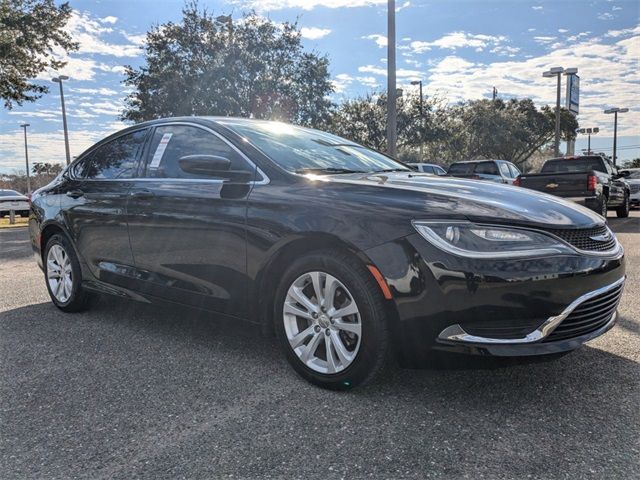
[69,121,270,185]
[437,276,625,345]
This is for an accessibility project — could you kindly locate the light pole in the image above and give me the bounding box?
[542,67,577,157]
[411,80,424,160]
[52,75,71,165]
[604,107,629,166]
[19,123,31,193]
[578,127,599,155]
[387,0,397,157]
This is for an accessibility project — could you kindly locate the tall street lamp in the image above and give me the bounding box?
[19,123,31,193]
[410,80,424,160]
[52,75,71,165]
[578,127,599,155]
[387,0,397,157]
[604,107,629,166]
[542,67,577,157]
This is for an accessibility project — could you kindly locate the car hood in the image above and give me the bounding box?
[323,172,604,228]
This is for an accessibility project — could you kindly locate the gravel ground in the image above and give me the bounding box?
[1,212,638,479]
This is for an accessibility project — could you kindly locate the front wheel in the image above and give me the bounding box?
[274,251,390,390]
[44,234,90,312]
[616,194,630,218]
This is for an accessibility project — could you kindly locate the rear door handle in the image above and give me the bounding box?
[66,190,84,199]
[129,189,155,200]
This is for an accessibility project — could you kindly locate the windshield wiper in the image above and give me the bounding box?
[295,167,367,175]
[372,168,411,173]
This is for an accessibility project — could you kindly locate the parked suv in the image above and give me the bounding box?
[447,160,521,184]
[622,168,640,208]
[515,156,631,218]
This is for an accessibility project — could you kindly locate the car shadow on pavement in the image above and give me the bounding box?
[608,215,639,234]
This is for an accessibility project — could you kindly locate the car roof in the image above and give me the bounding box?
[451,159,506,164]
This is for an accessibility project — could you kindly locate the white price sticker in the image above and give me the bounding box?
[149,133,173,168]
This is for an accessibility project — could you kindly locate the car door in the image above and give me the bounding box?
[61,128,149,287]
[605,160,625,206]
[126,123,259,316]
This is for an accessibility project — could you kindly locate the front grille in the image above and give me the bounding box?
[544,225,616,252]
[631,184,640,194]
[544,282,624,342]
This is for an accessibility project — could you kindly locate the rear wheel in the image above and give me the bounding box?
[274,251,390,390]
[616,194,630,218]
[598,196,608,218]
[44,234,90,312]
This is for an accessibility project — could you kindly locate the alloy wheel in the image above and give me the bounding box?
[47,244,73,303]
[283,271,362,374]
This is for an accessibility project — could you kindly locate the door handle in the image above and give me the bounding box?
[66,190,84,199]
[129,189,155,200]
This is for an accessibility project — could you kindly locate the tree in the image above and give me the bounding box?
[0,0,78,109]
[122,2,334,127]
[623,158,640,169]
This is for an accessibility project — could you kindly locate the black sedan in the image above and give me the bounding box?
[29,117,626,389]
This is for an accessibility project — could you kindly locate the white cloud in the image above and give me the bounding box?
[332,73,354,93]
[358,64,388,76]
[236,0,385,11]
[532,6,543,10]
[396,1,411,12]
[300,27,331,39]
[362,34,387,48]
[70,87,119,96]
[612,6,622,11]
[597,12,615,20]
[528,28,536,32]
[409,31,507,53]
[100,16,118,24]
[533,36,557,44]
[558,29,569,33]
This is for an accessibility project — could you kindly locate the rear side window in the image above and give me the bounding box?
[508,163,521,178]
[143,125,250,179]
[422,165,434,174]
[541,157,606,173]
[474,161,499,175]
[434,166,446,175]
[498,162,511,177]
[83,129,149,179]
[448,163,474,174]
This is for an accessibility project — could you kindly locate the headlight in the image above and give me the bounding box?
[412,221,574,258]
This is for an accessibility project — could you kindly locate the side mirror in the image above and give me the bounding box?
[618,170,630,178]
[179,155,231,176]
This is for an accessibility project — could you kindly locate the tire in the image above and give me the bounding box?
[598,196,608,218]
[274,250,390,390]
[616,194,630,218]
[44,234,90,312]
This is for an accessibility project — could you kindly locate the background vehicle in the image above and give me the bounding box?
[0,189,29,217]
[447,159,521,184]
[29,118,625,390]
[515,156,631,218]
[406,163,447,175]
[621,168,640,208]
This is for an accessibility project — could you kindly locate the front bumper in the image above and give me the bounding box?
[365,234,626,366]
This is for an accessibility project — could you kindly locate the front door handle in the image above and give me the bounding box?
[129,189,155,200]
[66,190,84,199]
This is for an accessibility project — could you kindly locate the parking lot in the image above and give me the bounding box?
[1,213,638,479]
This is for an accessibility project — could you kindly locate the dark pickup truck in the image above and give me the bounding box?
[515,155,631,218]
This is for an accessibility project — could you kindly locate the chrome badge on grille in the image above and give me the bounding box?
[589,230,612,242]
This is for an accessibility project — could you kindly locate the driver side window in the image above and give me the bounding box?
[144,125,250,179]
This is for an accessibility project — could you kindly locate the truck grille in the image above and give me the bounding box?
[631,184,640,194]
[544,282,624,342]
[544,225,617,252]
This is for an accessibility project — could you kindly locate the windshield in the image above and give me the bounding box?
[542,157,606,173]
[0,190,22,197]
[627,170,640,179]
[219,120,410,174]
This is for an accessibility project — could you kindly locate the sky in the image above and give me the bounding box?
[1,0,639,174]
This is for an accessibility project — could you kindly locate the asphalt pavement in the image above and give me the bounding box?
[1,213,639,479]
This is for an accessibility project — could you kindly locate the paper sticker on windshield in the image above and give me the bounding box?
[149,133,173,168]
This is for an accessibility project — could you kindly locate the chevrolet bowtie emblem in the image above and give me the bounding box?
[546,182,559,189]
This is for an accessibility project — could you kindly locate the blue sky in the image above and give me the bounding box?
[1,0,639,173]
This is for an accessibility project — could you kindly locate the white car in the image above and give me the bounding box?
[622,168,640,209]
[0,189,30,217]
[406,163,447,175]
